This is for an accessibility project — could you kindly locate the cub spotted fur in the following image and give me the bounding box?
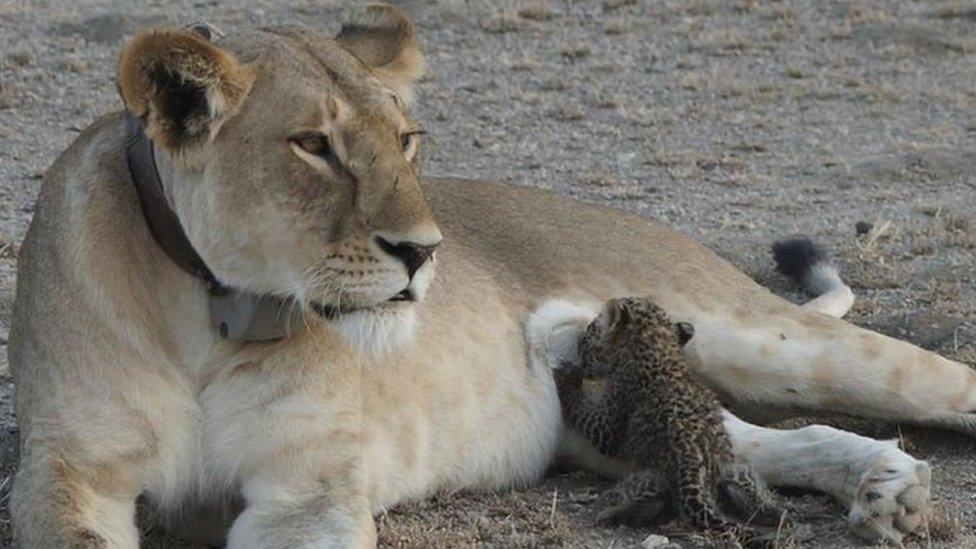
[554,297,782,533]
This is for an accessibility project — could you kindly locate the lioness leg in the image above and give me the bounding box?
[11,453,140,548]
[723,411,930,544]
[222,398,376,549]
[228,469,374,549]
[216,334,375,549]
[688,306,976,433]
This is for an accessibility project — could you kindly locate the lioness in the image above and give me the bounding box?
[8,5,965,547]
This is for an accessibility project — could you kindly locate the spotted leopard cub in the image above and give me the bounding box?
[554,297,783,535]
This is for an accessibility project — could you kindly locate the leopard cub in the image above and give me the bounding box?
[554,297,783,536]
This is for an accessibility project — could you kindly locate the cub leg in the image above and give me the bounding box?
[723,410,930,544]
[552,367,624,455]
[673,454,737,531]
[715,463,782,528]
[597,470,672,526]
[11,452,140,548]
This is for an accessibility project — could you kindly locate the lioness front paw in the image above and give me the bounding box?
[846,448,931,544]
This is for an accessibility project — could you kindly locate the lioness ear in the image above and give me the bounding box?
[117,28,254,153]
[336,4,424,104]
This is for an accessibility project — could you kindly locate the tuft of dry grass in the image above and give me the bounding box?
[602,18,631,35]
[516,0,552,22]
[923,504,962,543]
[0,234,17,260]
[547,105,585,122]
[481,13,530,34]
[936,3,976,20]
[375,490,574,548]
[560,46,591,62]
[854,219,898,258]
[601,0,637,13]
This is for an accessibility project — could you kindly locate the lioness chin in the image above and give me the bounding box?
[8,4,967,547]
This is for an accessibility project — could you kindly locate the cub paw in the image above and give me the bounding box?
[846,449,931,544]
[718,478,784,528]
[597,470,673,527]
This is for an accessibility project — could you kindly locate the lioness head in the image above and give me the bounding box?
[116,5,441,320]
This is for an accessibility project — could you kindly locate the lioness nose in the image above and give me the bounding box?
[375,236,440,279]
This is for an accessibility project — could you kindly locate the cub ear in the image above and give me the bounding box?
[336,4,424,105]
[117,28,254,154]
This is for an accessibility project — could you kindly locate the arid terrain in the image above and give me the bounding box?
[2,0,976,546]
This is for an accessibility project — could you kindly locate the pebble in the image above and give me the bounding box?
[64,57,88,74]
[641,534,670,549]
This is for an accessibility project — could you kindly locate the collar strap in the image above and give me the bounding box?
[124,113,227,295]
[123,113,303,342]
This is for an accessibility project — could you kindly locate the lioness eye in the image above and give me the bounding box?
[400,130,424,158]
[291,132,333,160]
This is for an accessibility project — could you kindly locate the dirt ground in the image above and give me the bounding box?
[2,0,976,546]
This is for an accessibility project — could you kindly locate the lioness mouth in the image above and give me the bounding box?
[389,289,416,302]
[309,289,415,319]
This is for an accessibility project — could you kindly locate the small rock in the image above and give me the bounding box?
[7,50,35,68]
[641,534,670,549]
[64,57,88,74]
[481,13,529,34]
[0,82,20,110]
[71,14,130,43]
[549,105,585,122]
[0,234,17,260]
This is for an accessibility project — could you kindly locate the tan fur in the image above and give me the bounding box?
[117,28,255,154]
[336,4,425,105]
[8,5,974,547]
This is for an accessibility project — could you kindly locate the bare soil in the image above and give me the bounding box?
[2,0,976,546]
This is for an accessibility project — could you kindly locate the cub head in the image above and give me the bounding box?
[579,297,694,376]
[116,4,440,320]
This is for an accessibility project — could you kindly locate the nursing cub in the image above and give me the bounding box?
[553,297,783,537]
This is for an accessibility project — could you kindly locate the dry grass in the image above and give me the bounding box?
[375,490,574,548]
[935,3,976,21]
[516,0,552,22]
[0,233,17,260]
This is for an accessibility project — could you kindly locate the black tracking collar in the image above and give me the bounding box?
[124,113,227,296]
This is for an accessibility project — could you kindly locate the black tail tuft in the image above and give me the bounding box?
[772,237,826,280]
[771,236,843,296]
